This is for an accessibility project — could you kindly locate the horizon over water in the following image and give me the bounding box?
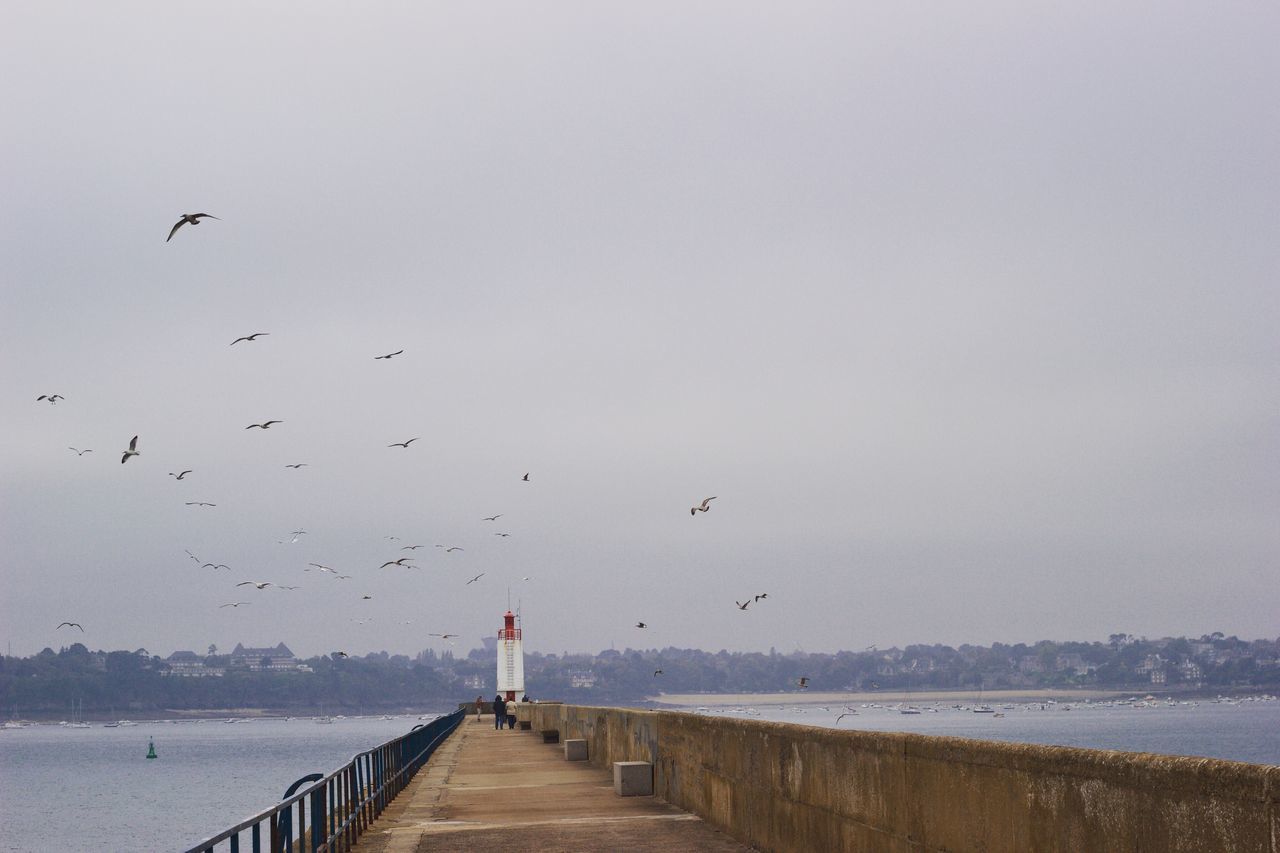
[2,697,1278,852]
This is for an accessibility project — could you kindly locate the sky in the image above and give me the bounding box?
[2,3,1277,660]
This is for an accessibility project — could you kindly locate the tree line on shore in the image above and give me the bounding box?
[2,633,1277,717]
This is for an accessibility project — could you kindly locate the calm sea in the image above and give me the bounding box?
[0,714,437,853]
[2,698,1277,852]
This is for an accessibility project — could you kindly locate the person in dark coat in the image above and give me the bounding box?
[493,694,507,729]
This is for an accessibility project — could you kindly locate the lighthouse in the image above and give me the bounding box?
[496,610,524,701]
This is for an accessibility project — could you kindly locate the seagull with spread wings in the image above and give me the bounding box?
[38,394,65,404]
[220,602,250,608]
[236,581,274,590]
[374,350,403,360]
[169,470,193,480]
[121,435,140,464]
[380,558,414,568]
[246,420,283,430]
[56,622,84,632]
[465,573,485,585]
[167,212,219,242]
[68,447,92,456]
[388,438,419,448]
[230,332,268,345]
[691,496,716,515]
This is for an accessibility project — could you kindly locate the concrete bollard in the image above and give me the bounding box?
[564,739,588,761]
[613,761,653,797]
[541,729,560,744]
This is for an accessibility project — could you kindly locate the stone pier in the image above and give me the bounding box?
[350,715,752,852]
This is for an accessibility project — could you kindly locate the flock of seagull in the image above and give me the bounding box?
[41,212,778,673]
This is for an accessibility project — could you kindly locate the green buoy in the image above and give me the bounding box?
[146,737,157,760]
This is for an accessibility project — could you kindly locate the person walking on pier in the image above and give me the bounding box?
[493,694,507,729]
[506,696,519,731]
[475,695,484,723]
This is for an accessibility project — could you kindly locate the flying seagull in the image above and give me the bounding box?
[380,558,413,568]
[121,436,140,464]
[797,677,810,689]
[754,593,769,603]
[635,622,647,629]
[166,213,219,242]
[836,707,858,724]
[219,602,250,608]
[169,470,193,480]
[401,544,425,550]
[374,350,404,360]
[68,447,92,456]
[735,600,751,611]
[691,496,716,515]
[388,438,419,448]
[333,651,349,658]
[361,594,373,600]
[494,532,511,537]
[246,421,283,430]
[230,332,269,345]
[428,633,459,639]
[278,585,300,591]
[444,547,463,553]
[285,463,308,468]
[185,502,216,507]
[465,573,485,585]
[307,563,335,573]
[522,473,530,481]
[236,581,274,590]
[38,394,65,404]
[56,622,84,632]
[653,669,663,677]
[482,514,502,522]
[202,563,231,571]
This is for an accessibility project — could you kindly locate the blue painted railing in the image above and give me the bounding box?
[182,709,465,853]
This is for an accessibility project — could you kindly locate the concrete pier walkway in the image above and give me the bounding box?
[352,715,753,852]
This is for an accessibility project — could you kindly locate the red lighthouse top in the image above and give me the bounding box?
[500,610,521,641]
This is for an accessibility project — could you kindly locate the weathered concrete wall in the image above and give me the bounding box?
[529,703,658,769]
[531,705,1280,853]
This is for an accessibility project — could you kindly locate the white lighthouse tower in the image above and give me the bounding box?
[496,610,524,701]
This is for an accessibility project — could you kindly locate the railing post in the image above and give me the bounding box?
[310,784,325,853]
[271,803,286,853]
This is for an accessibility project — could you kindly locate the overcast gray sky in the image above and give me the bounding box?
[2,3,1277,660]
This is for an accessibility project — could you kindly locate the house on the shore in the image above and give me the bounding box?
[162,650,225,677]
[229,642,311,672]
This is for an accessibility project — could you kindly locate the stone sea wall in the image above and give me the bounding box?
[527,703,1280,853]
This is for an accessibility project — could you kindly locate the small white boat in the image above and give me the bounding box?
[314,716,334,725]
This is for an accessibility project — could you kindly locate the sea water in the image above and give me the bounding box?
[0,715,436,853]
[690,696,1280,765]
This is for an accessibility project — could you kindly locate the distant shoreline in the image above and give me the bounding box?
[650,688,1152,706]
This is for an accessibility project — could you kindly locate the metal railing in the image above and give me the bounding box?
[183,709,465,853]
